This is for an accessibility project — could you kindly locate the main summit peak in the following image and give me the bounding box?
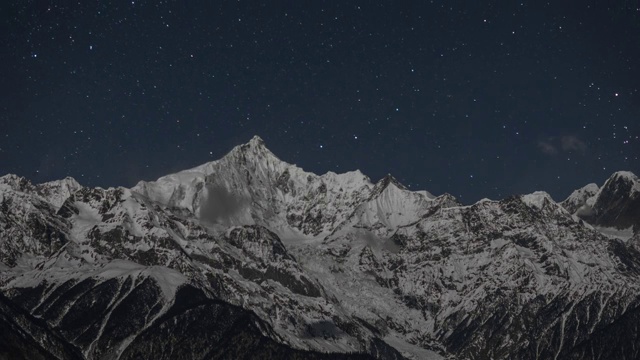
[248,134,265,146]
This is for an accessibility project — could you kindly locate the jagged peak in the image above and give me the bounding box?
[0,173,22,181]
[1,174,83,194]
[239,134,268,151]
[434,192,461,207]
[0,173,28,183]
[0,174,83,211]
[380,174,407,189]
[521,191,557,210]
[223,135,282,165]
[369,174,407,199]
[38,176,82,189]
[170,136,281,179]
[249,134,265,146]
[0,174,33,192]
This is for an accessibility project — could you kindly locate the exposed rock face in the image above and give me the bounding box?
[563,171,640,236]
[2,137,640,359]
[0,175,71,267]
[586,172,640,231]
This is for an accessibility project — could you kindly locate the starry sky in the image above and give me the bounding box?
[2,1,639,203]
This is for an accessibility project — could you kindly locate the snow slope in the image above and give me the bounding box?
[2,137,640,359]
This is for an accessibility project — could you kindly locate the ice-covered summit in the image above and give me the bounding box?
[132,136,395,236]
[561,183,599,214]
[561,171,640,236]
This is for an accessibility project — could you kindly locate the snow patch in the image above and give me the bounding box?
[594,226,635,241]
[522,191,554,209]
[383,334,444,360]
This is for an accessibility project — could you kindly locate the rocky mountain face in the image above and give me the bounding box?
[562,171,640,240]
[1,136,640,359]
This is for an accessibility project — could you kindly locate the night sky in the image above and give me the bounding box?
[2,1,639,203]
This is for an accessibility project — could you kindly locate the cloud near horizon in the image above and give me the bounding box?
[537,141,558,155]
[560,135,587,152]
[538,135,587,156]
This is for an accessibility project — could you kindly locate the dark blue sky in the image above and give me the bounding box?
[2,1,639,203]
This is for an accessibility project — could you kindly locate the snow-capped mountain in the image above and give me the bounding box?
[562,171,640,241]
[2,136,640,359]
[559,183,599,215]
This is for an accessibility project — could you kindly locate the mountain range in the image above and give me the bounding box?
[1,135,640,359]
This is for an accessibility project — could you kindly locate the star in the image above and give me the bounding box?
[1,1,638,204]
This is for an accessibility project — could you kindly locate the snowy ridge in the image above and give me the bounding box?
[562,171,640,239]
[133,135,375,238]
[521,191,555,210]
[561,183,599,214]
[2,137,640,359]
[0,174,82,211]
[36,177,83,210]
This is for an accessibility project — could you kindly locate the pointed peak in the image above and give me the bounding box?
[239,135,267,149]
[435,193,461,207]
[150,135,283,183]
[232,135,280,161]
[521,191,556,210]
[248,135,266,147]
[379,174,407,190]
[40,176,82,188]
[369,174,407,198]
[236,135,271,154]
